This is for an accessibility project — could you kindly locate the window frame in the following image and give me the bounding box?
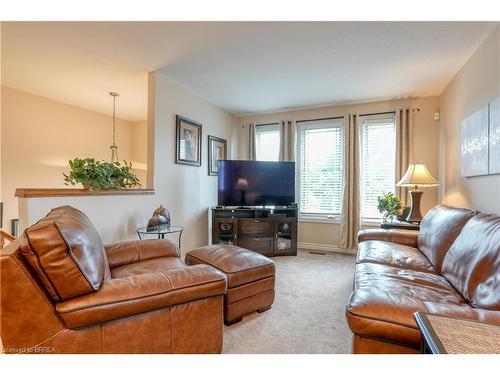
[255,122,281,162]
[296,118,345,221]
[359,112,397,221]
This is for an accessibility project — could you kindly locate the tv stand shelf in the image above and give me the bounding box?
[210,207,298,257]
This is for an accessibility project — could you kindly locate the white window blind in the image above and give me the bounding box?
[297,119,344,216]
[360,114,397,219]
[255,123,280,161]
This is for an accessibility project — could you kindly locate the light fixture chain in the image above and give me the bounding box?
[109,91,120,162]
[113,94,116,145]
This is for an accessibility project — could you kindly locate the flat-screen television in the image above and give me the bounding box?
[218,160,295,207]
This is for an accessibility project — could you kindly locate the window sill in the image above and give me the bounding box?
[299,216,341,224]
[298,215,382,226]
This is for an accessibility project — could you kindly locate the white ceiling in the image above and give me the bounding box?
[1,22,496,121]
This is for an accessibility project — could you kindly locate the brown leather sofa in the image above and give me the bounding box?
[1,206,227,354]
[346,205,500,354]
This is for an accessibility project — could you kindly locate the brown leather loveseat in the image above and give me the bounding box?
[346,205,500,353]
[1,206,227,354]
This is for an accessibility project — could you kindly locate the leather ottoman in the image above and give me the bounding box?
[185,245,275,325]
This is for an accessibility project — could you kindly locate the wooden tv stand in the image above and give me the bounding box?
[210,207,298,257]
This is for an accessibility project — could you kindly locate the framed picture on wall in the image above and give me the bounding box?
[461,105,489,177]
[208,135,227,176]
[176,115,202,166]
[489,97,500,175]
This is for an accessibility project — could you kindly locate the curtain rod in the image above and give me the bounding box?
[296,116,344,123]
[296,111,397,123]
[253,109,408,126]
[356,111,396,117]
[255,122,280,127]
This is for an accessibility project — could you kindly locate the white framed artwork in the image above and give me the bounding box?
[489,97,500,175]
[461,105,489,177]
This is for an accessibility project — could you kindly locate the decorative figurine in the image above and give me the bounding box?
[154,205,171,227]
[146,205,171,232]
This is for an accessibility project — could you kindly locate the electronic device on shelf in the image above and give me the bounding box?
[217,160,295,207]
[213,161,298,256]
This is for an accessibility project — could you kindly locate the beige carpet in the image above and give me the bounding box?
[223,249,356,354]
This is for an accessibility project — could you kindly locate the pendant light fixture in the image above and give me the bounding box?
[109,92,120,162]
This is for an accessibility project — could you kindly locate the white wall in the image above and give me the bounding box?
[440,25,500,214]
[18,72,238,253]
[1,86,148,230]
[0,24,3,228]
[148,72,238,251]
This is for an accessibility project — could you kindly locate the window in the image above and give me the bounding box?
[255,123,280,161]
[360,114,397,219]
[297,119,344,217]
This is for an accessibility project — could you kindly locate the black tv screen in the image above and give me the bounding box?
[218,160,295,207]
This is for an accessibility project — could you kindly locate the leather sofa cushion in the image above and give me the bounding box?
[111,257,187,278]
[358,229,419,248]
[185,245,275,288]
[56,264,227,328]
[347,263,466,347]
[441,213,500,310]
[417,205,476,273]
[357,240,436,273]
[423,302,500,325]
[105,239,180,269]
[20,206,109,302]
[354,263,457,292]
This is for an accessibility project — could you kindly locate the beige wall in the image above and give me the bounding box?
[238,96,441,249]
[1,86,148,229]
[440,25,500,214]
[18,72,238,253]
[148,72,238,251]
[131,120,148,185]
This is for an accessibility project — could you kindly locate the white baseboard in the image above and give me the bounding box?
[298,242,356,255]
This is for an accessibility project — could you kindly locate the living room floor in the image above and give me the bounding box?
[223,249,356,354]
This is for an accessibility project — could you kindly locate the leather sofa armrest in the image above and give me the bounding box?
[105,239,181,269]
[358,229,419,248]
[422,302,500,325]
[56,264,227,329]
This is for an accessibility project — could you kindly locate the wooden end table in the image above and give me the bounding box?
[381,220,420,231]
[414,312,500,354]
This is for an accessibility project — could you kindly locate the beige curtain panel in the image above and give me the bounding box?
[279,120,297,161]
[339,113,361,250]
[395,107,413,206]
[246,123,256,160]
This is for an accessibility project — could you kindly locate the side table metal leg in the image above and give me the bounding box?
[179,230,183,250]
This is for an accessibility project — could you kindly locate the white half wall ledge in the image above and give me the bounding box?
[18,192,160,245]
[15,188,154,198]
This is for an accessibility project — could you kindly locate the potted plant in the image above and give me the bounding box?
[377,192,403,223]
[63,158,141,191]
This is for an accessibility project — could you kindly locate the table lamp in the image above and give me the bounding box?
[396,164,439,223]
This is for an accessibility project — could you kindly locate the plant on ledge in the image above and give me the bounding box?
[377,192,403,222]
[63,158,141,191]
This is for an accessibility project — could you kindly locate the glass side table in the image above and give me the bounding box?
[136,225,183,249]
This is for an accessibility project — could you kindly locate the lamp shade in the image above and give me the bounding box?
[396,164,439,188]
[236,178,249,188]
